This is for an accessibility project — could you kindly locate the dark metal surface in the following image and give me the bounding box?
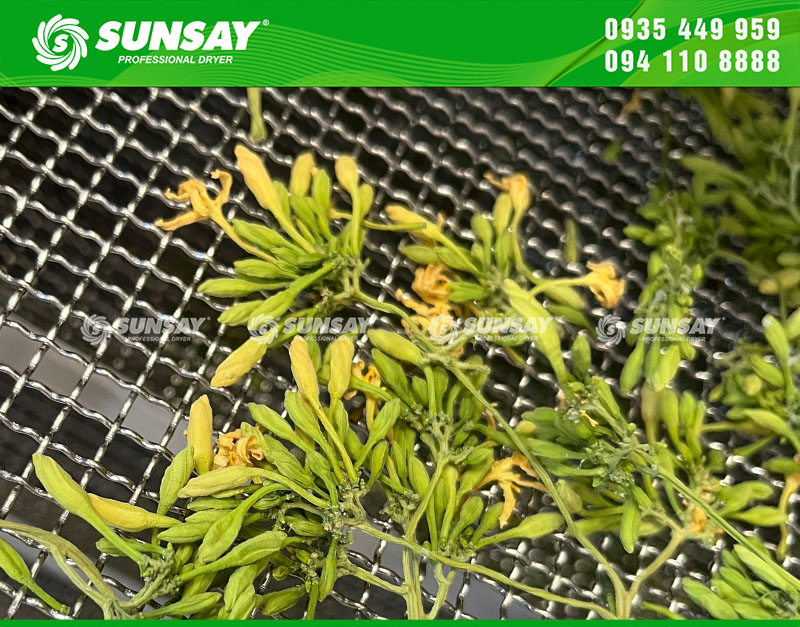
[0,87,795,619]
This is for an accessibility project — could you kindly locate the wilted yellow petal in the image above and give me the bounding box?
[485,173,531,217]
[159,171,231,232]
[412,264,451,306]
[155,211,204,231]
[478,453,544,527]
[585,261,625,308]
[212,428,264,470]
[689,506,708,534]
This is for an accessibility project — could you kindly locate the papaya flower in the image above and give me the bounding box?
[212,428,264,470]
[478,453,546,527]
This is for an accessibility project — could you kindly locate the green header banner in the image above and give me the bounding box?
[0,0,798,86]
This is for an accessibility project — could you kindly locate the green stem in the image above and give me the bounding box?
[621,530,684,618]
[354,290,437,352]
[305,582,319,619]
[311,404,357,481]
[407,460,446,540]
[402,549,424,619]
[530,275,588,296]
[119,567,171,610]
[2,523,115,602]
[403,457,447,620]
[426,564,455,619]
[49,550,111,614]
[658,470,800,594]
[641,601,685,620]
[344,562,407,595]
[254,470,330,508]
[449,367,628,612]
[347,376,394,402]
[246,87,267,142]
[355,523,614,619]
[700,421,751,433]
[423,366,438,415]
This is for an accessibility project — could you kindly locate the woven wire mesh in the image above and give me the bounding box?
[0,86,796,619]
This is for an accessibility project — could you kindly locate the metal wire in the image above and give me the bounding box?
[0,87,796,619]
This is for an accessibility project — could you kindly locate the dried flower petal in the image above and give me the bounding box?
[213,429,264,471]
[158,171,232,231]
[585,261,625,308]
[478,453,545,527]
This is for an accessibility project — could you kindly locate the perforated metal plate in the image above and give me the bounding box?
[0,87,796,619]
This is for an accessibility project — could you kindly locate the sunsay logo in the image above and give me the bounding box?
[33,18,262,70]
[33,15,89,72]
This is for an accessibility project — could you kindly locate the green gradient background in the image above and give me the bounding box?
[1,0,797,86]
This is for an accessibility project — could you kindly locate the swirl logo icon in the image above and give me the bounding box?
[428,314,459,345]
[596,314,626,346]
[81,315,110,346]
[32,15,89,72]
[248,315,279,345]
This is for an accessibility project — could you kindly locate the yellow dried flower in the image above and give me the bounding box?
[158,170,232,231]
[585,261,625,308]
[395,264,458,333]
[411,264,451,305]
[348,360,382,393]
[478,453,545,527]
[485,172,531,217]
[159,167,279,263]
[689,506,708,534]
[212,428,264,470]
[347,359,384,425]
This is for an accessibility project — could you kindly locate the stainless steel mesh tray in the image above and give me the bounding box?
[0,86,796,619]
